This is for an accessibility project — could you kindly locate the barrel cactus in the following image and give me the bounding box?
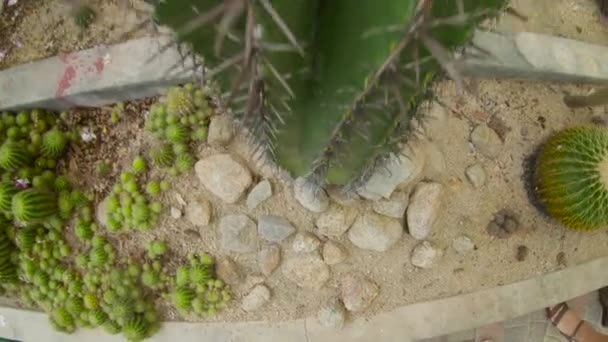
[0,142,31,170]
[534,127,608,230]
[154,0,506,186]
[11,189,58,222]
[0,182,19,213]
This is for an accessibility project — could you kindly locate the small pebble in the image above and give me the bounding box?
[465,164,486,188]
[170,207,182,219]
[317,300,346,329]
[411,241,441,269]
[340,273,379,312]
[516,245,529,262]
[292,232,321,253]
[258,245,281,276]
[241,285,271,312]
[216,258,242,284]
[322,241,346,265]
[486,209,520,239]
[246,180,273,210]
[452,236,475,254]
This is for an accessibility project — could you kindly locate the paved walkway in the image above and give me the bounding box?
[422,291,608,342]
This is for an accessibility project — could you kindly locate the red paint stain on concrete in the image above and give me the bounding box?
[56,66,76,97]
[94,56,105,74]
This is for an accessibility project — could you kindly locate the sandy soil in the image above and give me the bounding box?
[1,0,608,327]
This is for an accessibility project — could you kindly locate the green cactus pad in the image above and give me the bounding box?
[12,189,58,222]
[534,127,608,230]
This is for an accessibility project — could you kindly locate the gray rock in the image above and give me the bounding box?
[195,154,252,204]
[465,164,486,188]
[322,241,346,265]
[411,241,441,269]
[406,182,443,240]
[170,207,182,219]
[241,284,271,312]
[282,253,330,290]
[257,215,296,242]
[316,206,358,238]
[372,192,409,219]
[258,244,281,276]
[216,257,242,284]
[293,177,329,213]
[470,124,502,159]
[246,180,272,210]
[240,275,266,294]
[348,212,403,252]
[207,115,234,146]
[292,232,321,253]
[340,273,379,312]
[185,199,212,227]
[357,153,422,200]
[317,300,346,329]
[422,141,446,178]
[96,199,108,228]
[452,236,475,254]
[326,185,360,206]
[219,214,258,253]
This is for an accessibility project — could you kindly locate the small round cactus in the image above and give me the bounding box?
[190,264,211,284]
[0,142,31,170]
[42,129,69,158]
[534,126,608,230]
[165,124,188,143]
[147,240,167,258]
[146,181,161,196]
[12,189,58,222]
[0,182,19,212]
[122,315,150,342]
[132,156,147,173]
[16,227,37,250]
[150,144,175,168]
[175,154,194,173]
[166,86,195,116]
[172,287,195,311]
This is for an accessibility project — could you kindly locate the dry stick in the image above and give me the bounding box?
[564,87,608,108]
[214,0,246,57]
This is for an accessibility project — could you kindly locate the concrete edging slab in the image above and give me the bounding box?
[0,255,606,341]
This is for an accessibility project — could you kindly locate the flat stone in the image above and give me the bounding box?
[470,124,502,159]
[423,142,446,177]
[292,232,321,253]
[411,241,441,269]
[185,199,212,227]
[316,206,358,238]
[452,236,476,254]
[195,154,252,204]
[170,207,182,219]
[219,214,258,253]
[96,198,108,228]
[317,299,346,329]
[372,192,409,219]
[216,257,242,284]
[293,177,329,213]
[340,273,379,312]
[322,241,346,265]
[246,180,272,210]
[357,153,423,200]
[465,164,487,188]
[406,182,443,240]
[257,215,296,242]
[282,253,330,290]
[326,185,360,206]
[258,244,281,276]
[207,115,234,146]
[348,212,403,252]
[241,284,271,312]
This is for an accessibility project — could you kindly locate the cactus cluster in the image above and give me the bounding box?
[154,0,506,187]
[146,84,214,175]
[533,127,608,230]
[170,253,231,317]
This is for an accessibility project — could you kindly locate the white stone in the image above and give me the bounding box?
[282,253,330,290]
[317,300,346,329]
[185,199,212,227]
[347,212,403,252]
[322,241,346,265]
[241,284,271,312]
[357,153,422,200]
[292,232,321,253]
[293,177,329,213]
[452,236,475,254]
[96,199,108,228]
[372,192,409,219]
[340,273,379,312]
[257,215,296,242]
[316,206,358,237]
[195,154,252,204]
[406,182,443,240]
[258,245,281,276]
[207,115,234,146]
[465,164,486,188]
[246,180,272,210]
[219,215,258,253]
[470,124,502,159]
[170,207,182,219]
[411,241,441,269]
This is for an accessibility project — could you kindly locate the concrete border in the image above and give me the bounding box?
[0,255,606,341]
[0,36,198,111]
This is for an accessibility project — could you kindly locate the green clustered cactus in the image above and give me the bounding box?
[155,0,506,187]
[170,253,231,317]
[147,240,167,259]
[145,84,213,175]
[12,189,57,222]
[534,127,608,230]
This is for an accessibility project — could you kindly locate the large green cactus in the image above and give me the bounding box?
[155,0,505,185]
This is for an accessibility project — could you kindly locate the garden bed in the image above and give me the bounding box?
[0,0,608,341]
